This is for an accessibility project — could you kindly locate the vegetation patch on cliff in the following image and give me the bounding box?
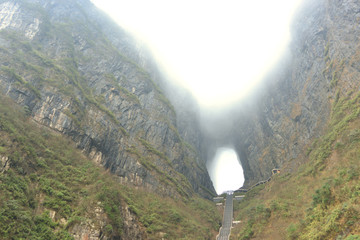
[231,89,360,239]
[0,96,221,239]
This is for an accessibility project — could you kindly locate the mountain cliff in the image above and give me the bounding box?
[0,0,222,239]
[3,0,360,238]
[0,0,214,198]
[0,95,221,239]
[226,0,360,187]
[230,0,360,238]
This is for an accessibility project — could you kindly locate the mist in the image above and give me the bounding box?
[90,0,303,194]
[91,0,302,108]
[207,148,244,194]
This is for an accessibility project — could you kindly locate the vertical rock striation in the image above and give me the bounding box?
[229,0,360,187]
[0,0,215,198]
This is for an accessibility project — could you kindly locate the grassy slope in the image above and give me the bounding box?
[231,77,360,239]
[0,95,221,240]
[0,18,213,199]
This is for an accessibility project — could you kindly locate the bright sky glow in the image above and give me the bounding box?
[91,0,302,109]
[90,0,302,192]
[207,148,244,194]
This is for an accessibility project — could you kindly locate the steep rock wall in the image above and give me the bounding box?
[231,0,360,187]
[0,0,215,197]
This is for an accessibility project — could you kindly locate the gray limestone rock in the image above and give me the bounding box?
[0,0,215,200]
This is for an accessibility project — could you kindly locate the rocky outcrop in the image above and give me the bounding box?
[227,0,360,187]
[121,205,145,240]
[69,203,108,240]
[3,0,356,212]
[68,202,145,240]
[0,0,215,199]
[0,155,9,173]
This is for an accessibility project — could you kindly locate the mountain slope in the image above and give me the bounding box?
[231,91,360,239]
[0,95,221,239]
[0,0,215,198]
[229,0,360,238]
[229,0,360,187]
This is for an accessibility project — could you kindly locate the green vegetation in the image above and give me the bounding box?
[0,29,130,136]
[139,138,169,161]
[0,2,220,238]
[1,66,41,98]
[128,139,194,198]
[122,188,220,239]
[0,95,220,239]
[104,73,141,105]
[231,84,360,239]
[323,42,345,89]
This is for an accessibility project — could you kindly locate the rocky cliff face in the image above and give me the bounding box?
[2,0,356,206]
[0,0,215,198]
[226,0,360,187]
[69,203,144,240]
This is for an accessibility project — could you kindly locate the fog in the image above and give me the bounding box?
[207,148,244,194]
[91,0,302,109]
[90,0,303,194]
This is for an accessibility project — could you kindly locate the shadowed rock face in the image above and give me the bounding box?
[1,0,358,200]
[224,0,360,187]
[0,0,215,198]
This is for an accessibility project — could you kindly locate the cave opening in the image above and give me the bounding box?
[207,147,244,195]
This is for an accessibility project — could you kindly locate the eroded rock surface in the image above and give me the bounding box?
[0,0,214,200]
[223,0,360,187]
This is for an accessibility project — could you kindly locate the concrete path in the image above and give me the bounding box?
[217,193,233,240]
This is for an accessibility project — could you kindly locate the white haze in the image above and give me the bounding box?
[90,0,302,193]
[207,148,244,194]
[91,0,302,109]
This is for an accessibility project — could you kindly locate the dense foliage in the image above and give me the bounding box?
[231,89,360,239]
[0,96,221,239]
